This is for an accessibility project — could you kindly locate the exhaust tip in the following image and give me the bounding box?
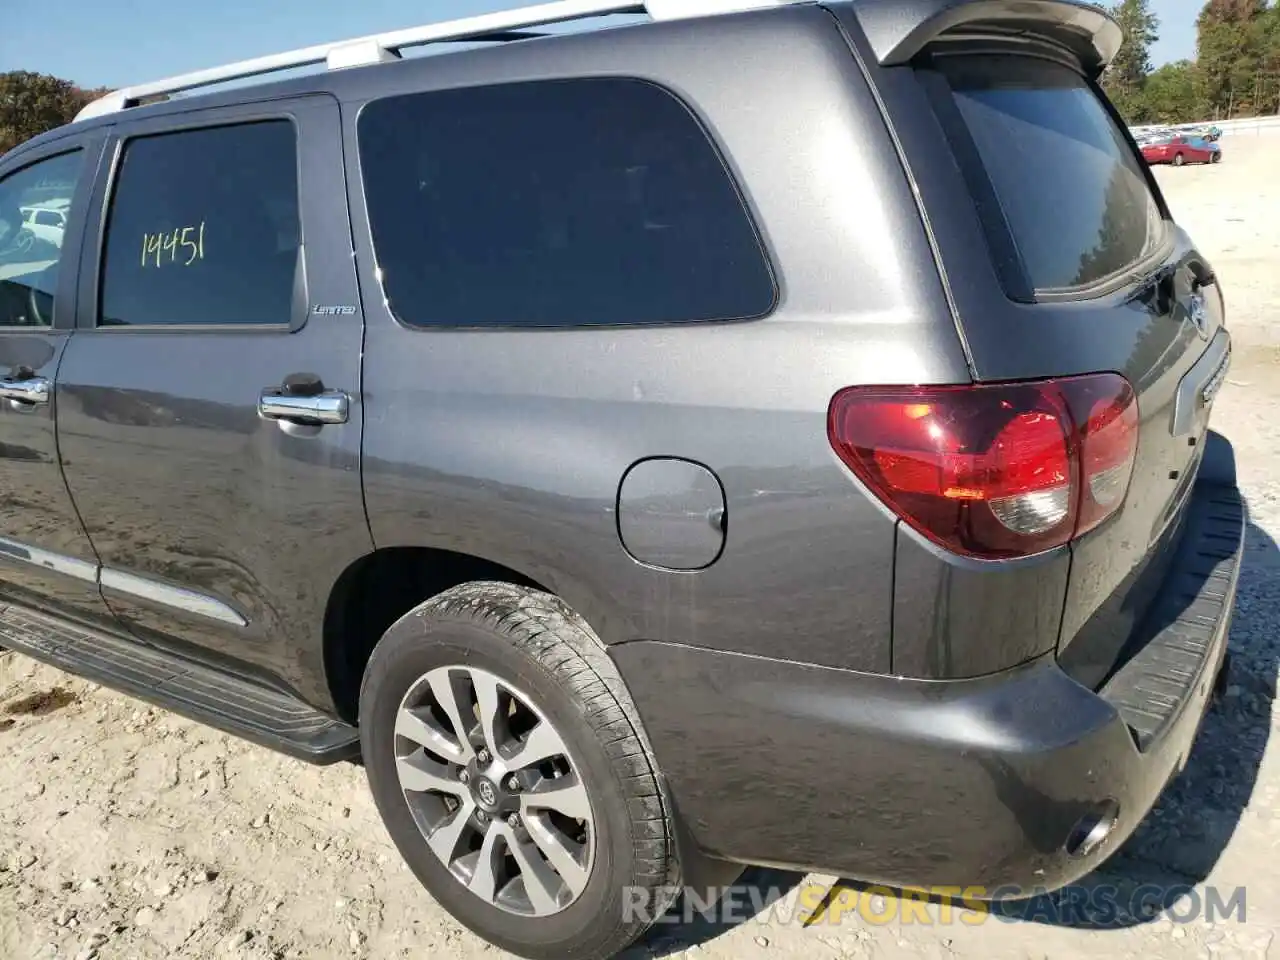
[1065,800,1121,859]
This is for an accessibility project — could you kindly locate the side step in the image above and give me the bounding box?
[0,602,360,764]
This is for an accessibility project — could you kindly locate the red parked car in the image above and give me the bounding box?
[1141,135,1221,166]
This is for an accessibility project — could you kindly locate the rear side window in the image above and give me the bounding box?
[928,53,1165,298]
[358,78,775,327]
[100,120,299,326]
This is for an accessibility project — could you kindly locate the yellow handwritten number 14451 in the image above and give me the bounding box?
[142,222,206,268]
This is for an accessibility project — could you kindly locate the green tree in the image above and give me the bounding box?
[1143,60,1202,120]
[1256,3,1280,113]
[0,71,94,154]
[1104,0,1161,120]
[1195,0,1270,116]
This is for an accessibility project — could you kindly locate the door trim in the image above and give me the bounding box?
[0,534,247,626]
[99,568,248,627]
[0,535,98,583]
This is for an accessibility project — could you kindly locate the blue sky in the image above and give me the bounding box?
[1,0,1206,89]
[1150,0,1206,68]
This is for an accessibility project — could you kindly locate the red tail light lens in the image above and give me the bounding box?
[1068,379,1139,535]
[828,374,1138,559]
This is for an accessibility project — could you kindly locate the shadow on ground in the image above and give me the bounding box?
[627,867,805,958]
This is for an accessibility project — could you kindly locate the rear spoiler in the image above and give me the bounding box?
[835,0,1122,76]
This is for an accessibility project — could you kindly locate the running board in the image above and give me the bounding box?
[0,602,359,764]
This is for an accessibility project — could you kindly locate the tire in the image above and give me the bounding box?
[1173,152,1185,166]
[1211,151,1222,163]
[359,582,679,960]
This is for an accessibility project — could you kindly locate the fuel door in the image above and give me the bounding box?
[617,458,726,571]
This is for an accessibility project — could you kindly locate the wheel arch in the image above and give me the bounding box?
[323,546,553,724]
[323,550,744,896]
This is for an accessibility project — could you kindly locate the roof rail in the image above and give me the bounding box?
[76,0,804,122]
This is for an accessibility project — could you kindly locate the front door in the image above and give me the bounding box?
[55,97,371,705]
[0,137,119,634]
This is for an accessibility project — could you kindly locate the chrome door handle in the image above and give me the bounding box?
[0,376,51,406]
[258,389,349,425]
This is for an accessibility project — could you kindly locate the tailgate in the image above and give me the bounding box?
[836,0,1229,685]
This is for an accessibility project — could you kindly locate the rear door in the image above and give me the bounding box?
[907,43,1225,685]
[0,136,120,634]
[55,96,372,704]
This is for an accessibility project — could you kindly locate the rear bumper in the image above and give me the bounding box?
[611,477,1244,892]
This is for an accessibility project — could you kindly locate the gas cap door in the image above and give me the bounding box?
[617,458,726,571]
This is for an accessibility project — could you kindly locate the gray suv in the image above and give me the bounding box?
[0,1,1244,957]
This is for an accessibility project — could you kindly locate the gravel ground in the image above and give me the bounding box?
[2,135,1279,960]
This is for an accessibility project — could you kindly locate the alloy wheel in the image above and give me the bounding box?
[393,665,595,917]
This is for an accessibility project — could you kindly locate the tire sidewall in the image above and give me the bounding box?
[360,611,654,957]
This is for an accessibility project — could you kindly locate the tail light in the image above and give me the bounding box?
[828,374,1138,559]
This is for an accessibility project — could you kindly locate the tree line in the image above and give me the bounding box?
[0,72,113,154]
[1104,0,1280,124]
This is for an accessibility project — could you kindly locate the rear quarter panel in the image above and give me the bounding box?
[346,7,971,672]
[830,12,1223,680]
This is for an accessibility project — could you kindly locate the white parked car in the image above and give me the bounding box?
[20,202,69,247]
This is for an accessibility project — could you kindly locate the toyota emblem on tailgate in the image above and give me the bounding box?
[1188,292,1210,341]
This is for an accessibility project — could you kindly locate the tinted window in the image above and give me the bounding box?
[100,120,299,326]
[359,78,774,327]
[0,151,83,328]
[933,55,1164,296]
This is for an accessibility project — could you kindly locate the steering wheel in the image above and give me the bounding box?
[12,229,36,255]
[27,282,50,327]
[24,264,58,327]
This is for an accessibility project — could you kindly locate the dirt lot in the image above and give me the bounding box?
[3,135,1280,960]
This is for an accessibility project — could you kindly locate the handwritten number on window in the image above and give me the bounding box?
[141,222,206,268]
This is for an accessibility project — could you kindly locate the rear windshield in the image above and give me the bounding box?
[928,53,1165,298]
